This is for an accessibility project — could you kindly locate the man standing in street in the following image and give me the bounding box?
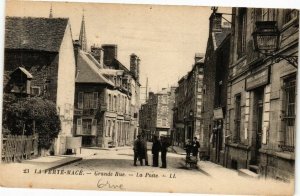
[133,135,145,166]
[191,137,200,159]
[151,135,161,167]
[160,137,168,168]
[142,135,149,166]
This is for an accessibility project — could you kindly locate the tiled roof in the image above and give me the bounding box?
[5,16,68,52]
[212,28,231,50]
[76,50,114,86]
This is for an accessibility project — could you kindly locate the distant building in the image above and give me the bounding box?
[139,87,175,140]
[4,16,76,155]
[172,54,205,148]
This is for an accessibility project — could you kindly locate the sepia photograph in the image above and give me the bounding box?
[0,0,299,195]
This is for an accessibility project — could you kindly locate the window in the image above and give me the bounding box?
[237,8,247,58]
[82,119,92,134]
[93,92,98,109]
[162,118,167,126]
[76,118,82,135]
[83,92,98,109]
[114,96,117,111]
[281,77,296,152]
[161,106,168,114]
[78,92,83,109]
[31,86,41,96]
[262,8,276,21]
[162,95,168,104]
[234,94,241,142]
[283,9,298,25]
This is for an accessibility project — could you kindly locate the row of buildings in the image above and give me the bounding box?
[171,8,298,181]
[3,12,141,154]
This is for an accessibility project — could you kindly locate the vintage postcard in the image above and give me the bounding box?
[0,0,298,195]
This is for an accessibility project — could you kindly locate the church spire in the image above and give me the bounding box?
[79,9,87,52]
[49,4,53,18]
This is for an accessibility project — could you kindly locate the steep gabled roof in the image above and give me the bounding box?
[212,28,231,50]
[5,16,69,52]
[76,50,114,86]
[12,67,33,79]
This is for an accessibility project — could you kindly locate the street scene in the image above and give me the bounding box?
[0,1,298,195]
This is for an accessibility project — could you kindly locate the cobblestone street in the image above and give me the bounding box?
[57,147,294,195]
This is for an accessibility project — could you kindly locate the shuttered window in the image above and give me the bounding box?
[92,119,97,135]
[78,92,83,109]
[76,118,82,135]
[93,92,98,109]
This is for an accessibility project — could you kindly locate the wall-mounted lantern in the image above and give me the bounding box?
[252,21,298,68]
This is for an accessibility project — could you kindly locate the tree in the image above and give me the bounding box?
[3,96,61,149]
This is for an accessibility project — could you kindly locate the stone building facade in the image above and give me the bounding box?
[4,17,76,155]
[225,8,298,181]
[172,54,205,148]
[202,10,232,164]
[139,87,175,140]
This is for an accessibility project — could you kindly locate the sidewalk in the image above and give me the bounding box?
[0,155,82,172]
[170,145,186,155]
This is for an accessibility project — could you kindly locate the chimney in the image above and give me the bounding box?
[102,44,118,66]
[130,53,138,79]
[90,45,104,68]
[73,40,81,66]
[209,12,222,32]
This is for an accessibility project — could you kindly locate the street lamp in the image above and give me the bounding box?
[252,21,298,68]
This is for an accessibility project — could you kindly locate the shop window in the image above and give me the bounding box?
[280,76,296,152]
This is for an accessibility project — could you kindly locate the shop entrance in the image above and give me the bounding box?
[214,120,223,163]
[253,88,264,164]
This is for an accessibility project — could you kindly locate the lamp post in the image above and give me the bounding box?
[252,21,298,68]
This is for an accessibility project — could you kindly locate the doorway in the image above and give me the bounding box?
[214,120,223,163]
[253,88,264,164]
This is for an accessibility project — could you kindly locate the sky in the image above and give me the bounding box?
[5,1,231,95]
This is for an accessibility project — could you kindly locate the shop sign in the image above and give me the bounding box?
[213,108,223,119]
[245,68,269,91]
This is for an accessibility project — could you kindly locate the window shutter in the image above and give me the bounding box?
[78,92,83,109]
[76,118,82,135]
[93,92,98,109]
[92,119,97,136]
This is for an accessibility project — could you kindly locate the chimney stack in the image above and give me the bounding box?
[91,45,104,68]
[73,40,81,66]
[102,44,118,67]
[130,53,139,80]
[209,12,222,32]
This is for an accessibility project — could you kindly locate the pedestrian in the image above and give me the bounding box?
[151,135,161,167]
[160,136,169,168]
[133,135,145,166]
[141,135,149,166]
[191,137,200,158]
[184,139,192,157]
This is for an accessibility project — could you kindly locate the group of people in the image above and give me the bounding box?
[185,137,200,158]
[133,135,169,168]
